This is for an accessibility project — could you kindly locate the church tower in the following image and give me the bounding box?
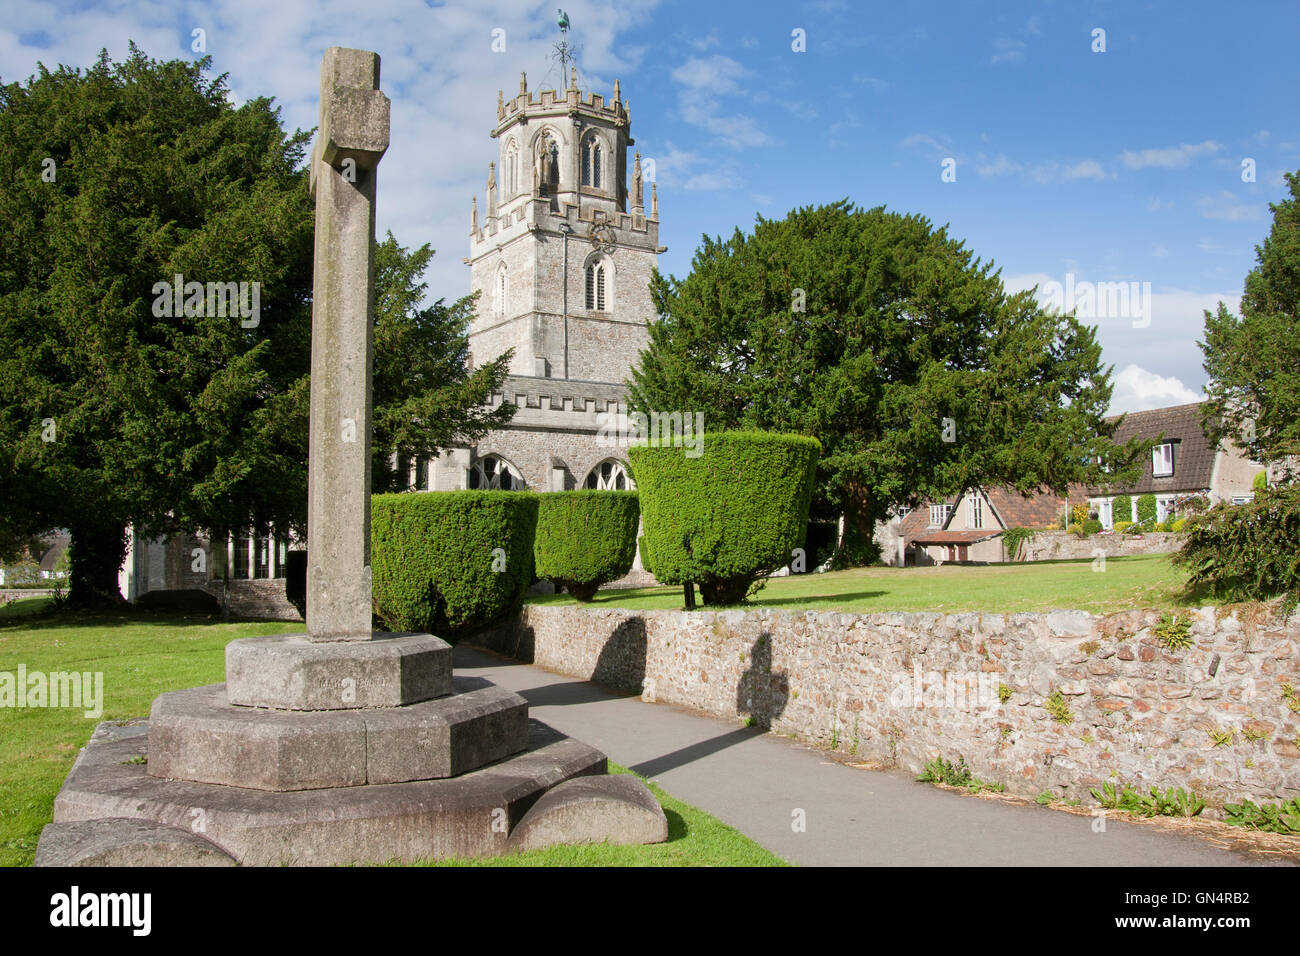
[467,69,662,383]
[427,67,662,505]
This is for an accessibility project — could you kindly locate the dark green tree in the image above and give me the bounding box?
[630,200,1143,549]
[370,234,515,493]
[0,46,514,607]
[1200,170,1300,470]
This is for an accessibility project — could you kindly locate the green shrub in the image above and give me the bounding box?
[1066,522,1085,537]
[1113,520,1132,534]
[1175,482,1300,605]
[1170,517,1187,533]
[371,491,538,642]
[1001,526,1037,561]
[1082,518,1103,535]
[1113,495,1132,523]
[629,430,820,606]
[534,491,640,601]
[1136,493,1157,524]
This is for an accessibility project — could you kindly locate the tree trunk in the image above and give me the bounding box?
[683,581,696,610]
[66,520,128,608]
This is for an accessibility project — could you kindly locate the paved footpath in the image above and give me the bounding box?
[455,645,1284,867]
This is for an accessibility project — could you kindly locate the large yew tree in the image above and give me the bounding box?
[1200,170,1300,470]
[0,46,511,606]
[630,200,1142,549]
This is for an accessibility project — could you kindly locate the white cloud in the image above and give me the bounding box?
[990,37,1026,64]
[901,132,947,154]
[1121,140,1221,169]
[1196,191,1265,221]
[977,154,1020,177]
[1108,365,1203,414]
[1062,159,1106,181]
[670,54,768,149]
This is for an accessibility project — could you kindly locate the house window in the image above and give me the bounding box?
[584,459,633,490]
[1152,442,1174,477]
[896,507,912,520]
[232,533,251,579]
[969,494,983,530]
[585,261,607,311]
[928,504,951,528]
[1156,496,1174,523]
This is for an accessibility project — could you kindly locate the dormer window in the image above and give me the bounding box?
[1152,442,1174,477]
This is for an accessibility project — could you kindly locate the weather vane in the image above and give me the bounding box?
[554,9,579,86]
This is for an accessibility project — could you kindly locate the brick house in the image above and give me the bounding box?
[1080,402,1260,528]
[894,486,1068,566]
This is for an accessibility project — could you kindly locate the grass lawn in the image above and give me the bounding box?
[534,553,1208,615]
[0,597,785,868]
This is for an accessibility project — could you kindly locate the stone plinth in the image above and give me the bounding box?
[226,632,451,710]
[148,679,528,791]
[51,718,607,866]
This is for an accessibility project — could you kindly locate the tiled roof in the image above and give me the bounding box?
[1088,401,1216,496]
[911,529,1003,545]
[982,487,1067,529]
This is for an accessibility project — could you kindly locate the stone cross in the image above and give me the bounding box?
[306,47,390,642]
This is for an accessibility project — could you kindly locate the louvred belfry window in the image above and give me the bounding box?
[585,262,606,311]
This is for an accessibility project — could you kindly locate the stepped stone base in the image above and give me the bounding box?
[35,818,238,867]
[48,717,607,865]
[225,632,452,711]
[148,677,528,791]
[507,775,669,853]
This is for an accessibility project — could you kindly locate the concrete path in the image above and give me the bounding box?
[455,645,1282,867]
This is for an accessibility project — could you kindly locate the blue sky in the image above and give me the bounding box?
[3,0,1297,413]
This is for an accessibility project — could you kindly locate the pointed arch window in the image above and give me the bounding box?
[469,455,526,491]
[584,459,633,490]
[494,264,508,316]
[585,260,606,311]
[505,141,518,198]
[581,137,602,188]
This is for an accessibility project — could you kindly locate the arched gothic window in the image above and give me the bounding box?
[494,264,507,316]
[585,459,633,490]
[585,260,607,311]
[581,137,602,188]
[469,455,526,490]
[504,141,518,198]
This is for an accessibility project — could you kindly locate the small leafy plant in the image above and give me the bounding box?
[1154,612,1193,651]
[997,683,1012,703]
[1090,781,1204,818]
[1209,727,1235,747]
[917,756,1005,794]
[1223,797,1300,834]
[1045,689,1073,724]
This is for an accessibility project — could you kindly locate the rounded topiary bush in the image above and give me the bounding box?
[371,491,537,642]
[534,490,640,601]
[1082,518,1104,535]
[629,430,820,606]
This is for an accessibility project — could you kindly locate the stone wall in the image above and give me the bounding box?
[1021,530,1182,562]
[474,603,1300,811]
[203,579,302,622]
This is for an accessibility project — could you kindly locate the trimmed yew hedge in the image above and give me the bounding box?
[534,490,640,601]
[371,491,537,642]
[629,430,820,605]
